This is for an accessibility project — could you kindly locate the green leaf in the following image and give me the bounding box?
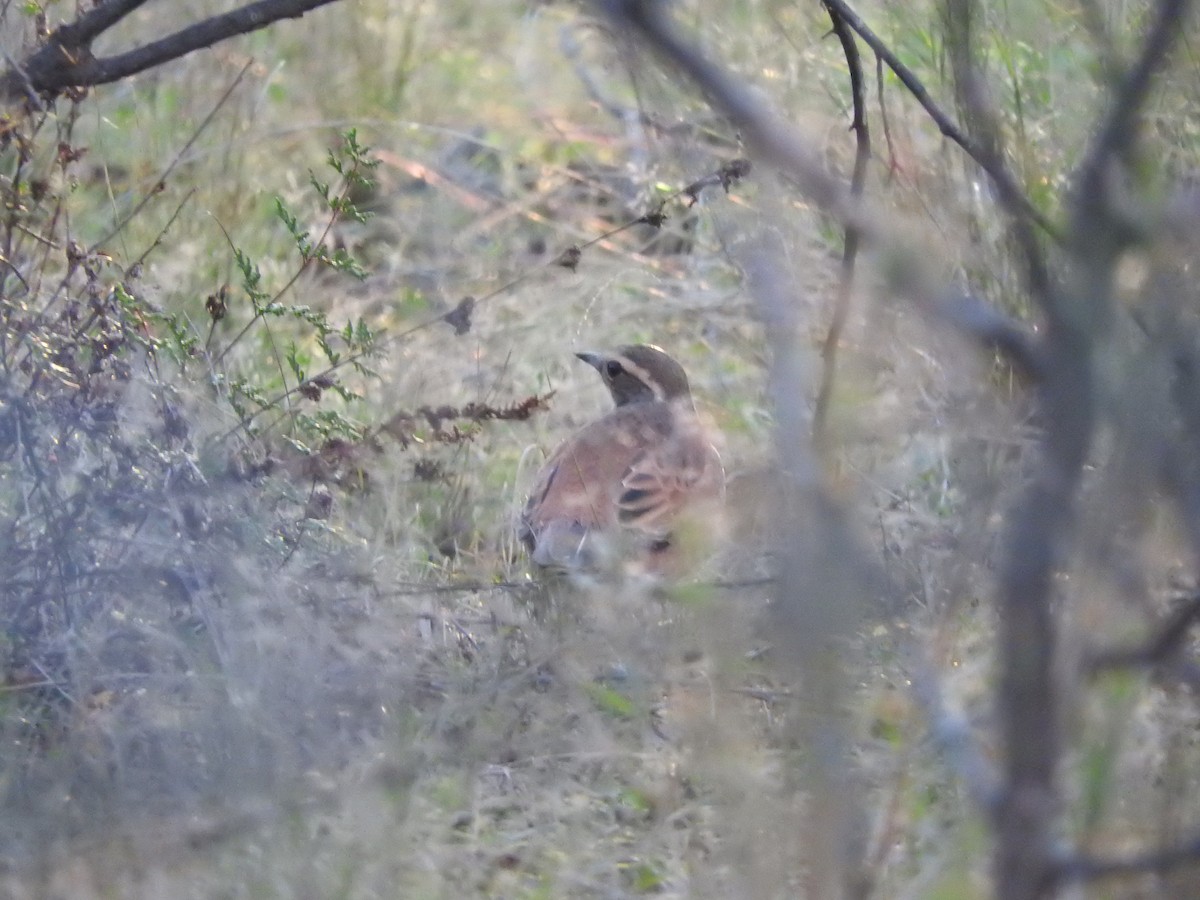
[585,683,636,719]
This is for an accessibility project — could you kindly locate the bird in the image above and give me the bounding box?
[519,344,724,575]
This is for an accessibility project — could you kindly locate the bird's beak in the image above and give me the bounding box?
[575,351,604,371]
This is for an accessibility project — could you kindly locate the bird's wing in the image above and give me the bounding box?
[616,431,723,536]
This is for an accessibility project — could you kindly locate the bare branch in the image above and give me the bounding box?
[813,0,871,448]
[596,0,854,224]
[1058,832,1200,883]
[53,0,152,47]
[0,49,45,110]
[907,654,1000,816]
[820,0,1060,241]
[743,231,872,898]
[943,0,1053,308]
[981,0,1194,893]
[1076,0,1192,209]
[930,291,1046,382]
[3,0,344,99]
[1086,594,1200,673]
[991,311,1083,900]
[594,0,1043,393]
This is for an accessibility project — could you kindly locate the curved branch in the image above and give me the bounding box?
[813,0,871,448]
[820,0,1061,242]
[1073,0,1191,230]
[54,0,153,47]
[1058,832,1200,883]
[3,0,344,99]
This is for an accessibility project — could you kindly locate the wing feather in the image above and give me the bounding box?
[522,401,722,568]
[616,429,723,536]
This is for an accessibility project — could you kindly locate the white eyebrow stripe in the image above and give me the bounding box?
[618,359,664,400]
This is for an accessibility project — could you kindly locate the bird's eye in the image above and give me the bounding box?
[605,360,624,379]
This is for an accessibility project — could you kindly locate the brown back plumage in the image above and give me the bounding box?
[520,345,723,573]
